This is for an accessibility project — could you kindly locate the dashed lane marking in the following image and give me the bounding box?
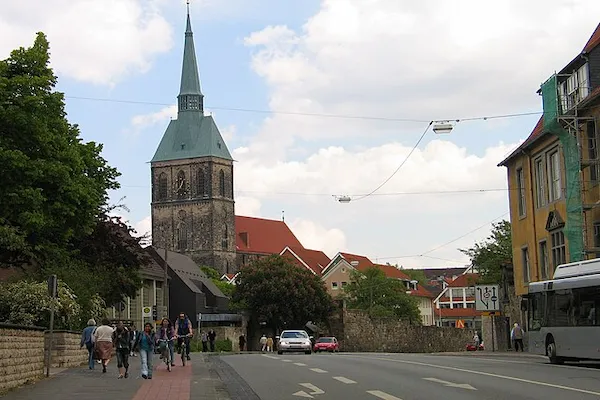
[294,363,308,366]
[309,368,328,373]
[282,359,293,362]
[333,376,356,384]
[366,390,403,400]
[262,355,279,360]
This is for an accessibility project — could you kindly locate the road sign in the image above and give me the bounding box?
[142,306,152,317]
[456,319,465,328]
[475,284,500,312]
[197,312,202,322]
[482,311,501,316]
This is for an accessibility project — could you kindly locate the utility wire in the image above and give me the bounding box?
[64,95,541,124]
[351,121,433,201]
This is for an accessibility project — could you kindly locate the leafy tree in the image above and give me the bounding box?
[201,265,235,297]
[459,220,512,284]
[344,267,421,323]
[232,255,335,330]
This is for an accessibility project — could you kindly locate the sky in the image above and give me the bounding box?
[2,0,599,270]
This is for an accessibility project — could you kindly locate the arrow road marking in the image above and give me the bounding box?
[309,368,328,373]
[366,390,403,400]
[294,362,307,366]
[333,376,356,384]
[292,391,313,398]
[423,377,477,390]
[299,383,325,394]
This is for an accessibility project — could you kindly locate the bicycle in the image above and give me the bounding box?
[157,338,173,372]
[178,333,193,366]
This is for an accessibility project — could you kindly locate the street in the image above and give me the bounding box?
[220,352,600,400]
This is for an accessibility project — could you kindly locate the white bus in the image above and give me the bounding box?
[526,258,600,364]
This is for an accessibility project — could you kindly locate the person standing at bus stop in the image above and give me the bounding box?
[511,323,524,351]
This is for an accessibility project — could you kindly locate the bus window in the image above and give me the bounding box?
[528,293,544,331]
[547,289,573,327]
[572,286,600,326]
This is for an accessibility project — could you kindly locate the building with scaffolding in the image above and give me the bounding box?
[499,22,600,297]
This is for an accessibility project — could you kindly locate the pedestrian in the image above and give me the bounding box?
[238,334,246,351]
[112,321,131,379]
[266,336,274,352]
[134,322,156,379]
[208,329,216,352]
[80,319,97,370]
[129,325,138,357]
[175,313,193,361]
[511,323,524,352]
[201,331,208,352]
[473,331,480,350]
[93,318,114,374]
[260,334,267,352]
[158,317,175,367]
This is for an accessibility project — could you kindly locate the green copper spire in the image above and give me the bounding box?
[150,3,233,163]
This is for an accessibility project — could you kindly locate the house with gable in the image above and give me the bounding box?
[433,272,482,329]
[280,246,331,276]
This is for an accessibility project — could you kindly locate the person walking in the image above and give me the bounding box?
[129,325,138,357]
[112,322,131,379]
[511,323,525,352]
[134,322,156,379]
[93,319,114,374]
[238,334,246,351]
[80,319,97,370]
[260,334,267,352]
[473,331,480,350]
[208,329,216,352]
[201,331,208,352]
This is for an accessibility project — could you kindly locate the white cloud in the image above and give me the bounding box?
[235,196,262,216]
[289,219,347,258]
[134,216,152,239]
[0,0,173,85]
[131,105,178,130]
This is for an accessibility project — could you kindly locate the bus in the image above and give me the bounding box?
[526,258,600,364]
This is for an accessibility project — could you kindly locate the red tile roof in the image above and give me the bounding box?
[447,273,480,288]
[339,252,374,269]
[409,285,434,298]
[438,308,482,318]
[281,246,331,276]
[583,23,600,53]
[374,263,411,280]
[235,215,303,255]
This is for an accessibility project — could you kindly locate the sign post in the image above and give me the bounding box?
[46,275,58,377]
[475,284,500,352]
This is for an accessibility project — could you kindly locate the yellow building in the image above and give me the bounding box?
[499,23,600,296]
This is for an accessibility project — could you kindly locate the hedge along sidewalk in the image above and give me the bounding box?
[189,338,233,352]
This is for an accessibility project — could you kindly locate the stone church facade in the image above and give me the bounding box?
[150,8,236,275]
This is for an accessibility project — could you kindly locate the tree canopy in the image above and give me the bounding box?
[344,267,421,323]
[400,267,428,284]
[459,220,512,284]
[232,255,335,330]
[0,33,146,321]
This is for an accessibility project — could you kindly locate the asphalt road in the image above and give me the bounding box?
[219,352,600,400]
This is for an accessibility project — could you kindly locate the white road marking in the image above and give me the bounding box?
[333,376,357,384]
[262,355,279,360]
[300,383,325,394]
[309,368,328,373]
[282,359,293,362]
[366,390,403,400]
[294,362,307,366]
[423,377,476,390]
[292,391,313,398]
[350,355,600,396]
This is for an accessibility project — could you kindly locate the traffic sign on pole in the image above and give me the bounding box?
[475,285,500,312]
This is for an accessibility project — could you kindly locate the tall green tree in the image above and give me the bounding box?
[459,220,512,284]
[344,267,421,323]
[232,255,335,330]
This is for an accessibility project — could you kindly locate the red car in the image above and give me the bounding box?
[313,337,339,353]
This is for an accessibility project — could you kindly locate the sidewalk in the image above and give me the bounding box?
[429,350,545,359]
[2,353,232,400]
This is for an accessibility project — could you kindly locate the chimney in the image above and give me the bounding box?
[239,232,249,247]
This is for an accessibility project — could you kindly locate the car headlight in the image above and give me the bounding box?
[280,341,288,345]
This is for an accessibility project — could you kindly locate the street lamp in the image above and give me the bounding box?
[433,122,454,134]
[334,195,352,203]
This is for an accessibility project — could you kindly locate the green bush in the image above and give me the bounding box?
[188,338,233,352]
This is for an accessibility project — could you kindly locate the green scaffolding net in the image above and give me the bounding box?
[541,75,584,262]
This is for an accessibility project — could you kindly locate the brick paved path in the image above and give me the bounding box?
[2,353,232,400]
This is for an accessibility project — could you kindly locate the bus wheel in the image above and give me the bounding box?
[546,340,564,365]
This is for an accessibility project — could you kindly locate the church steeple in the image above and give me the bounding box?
[178,1,204,113]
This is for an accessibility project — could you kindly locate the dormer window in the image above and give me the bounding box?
[558,63,590,112]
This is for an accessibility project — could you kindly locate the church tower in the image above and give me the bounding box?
[150,4,236,274]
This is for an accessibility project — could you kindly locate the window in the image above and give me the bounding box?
[196,168,207,197]
[558,63,590,112]
[522,247,530,284]
[551,230,566,271]
[588,121,599,182]
[341,281,348,288]
[219,170,226,197]
[516,168,526,216]
[331,282,339,290]
[176,170,187,199]
[222,225,228,250]
[539,240,549,280]
[534,158,547,207]
[528,292,544,331]
[176,223,187,250]
[548,151,561,201]
[595,222,600,258]
[157,173,168,201]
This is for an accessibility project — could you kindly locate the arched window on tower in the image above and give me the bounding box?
[158,173,168,201]
[176,210,187,250]
[196,168,207,198]
[219,170,225,197]
[176,170,187,199]
[222,225,228,250]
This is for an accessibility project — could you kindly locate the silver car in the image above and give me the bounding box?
[276,330,313,355]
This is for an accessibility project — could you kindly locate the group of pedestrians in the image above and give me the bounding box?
[79,312,196,380]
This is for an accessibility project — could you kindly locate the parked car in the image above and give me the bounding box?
[276,330,313,355]
[313,336,339,353]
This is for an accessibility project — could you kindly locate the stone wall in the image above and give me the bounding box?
[45,331,89,368]
[338,310,473,353]
[0,324,45,393]
[204,326,245,352]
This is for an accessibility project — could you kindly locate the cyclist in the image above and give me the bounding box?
[157,317,175,367]
[175,312,193,361]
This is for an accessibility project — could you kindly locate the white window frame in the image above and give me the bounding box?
[548,150,562,202]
